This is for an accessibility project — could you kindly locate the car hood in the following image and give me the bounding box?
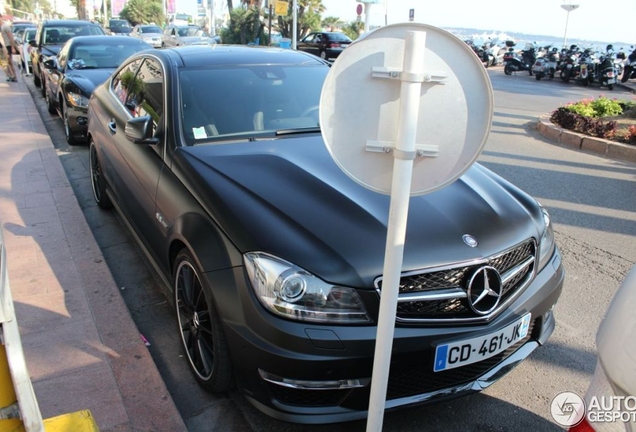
[173,135,545,287]
[66,69,115,94]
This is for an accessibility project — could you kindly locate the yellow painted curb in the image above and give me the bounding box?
[43,410,99,432]
[0,344,22,432]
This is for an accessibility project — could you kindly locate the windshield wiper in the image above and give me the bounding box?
[275,127,321,136]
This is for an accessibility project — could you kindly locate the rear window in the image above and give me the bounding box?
[327,33,351,42]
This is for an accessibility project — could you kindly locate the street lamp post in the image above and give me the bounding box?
[561,2,580,48]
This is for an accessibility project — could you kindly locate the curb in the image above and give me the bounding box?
[535,115,636,164]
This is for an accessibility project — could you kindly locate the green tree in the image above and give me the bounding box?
[119,0,164,26]
[342,20,363,41]
[321,16,342,31]
[277,0,325,39]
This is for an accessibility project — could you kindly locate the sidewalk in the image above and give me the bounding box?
[0,76,186,430]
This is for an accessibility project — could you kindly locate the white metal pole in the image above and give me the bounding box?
[563,10,570,49]
[292,0,297,49]
[209,0,215,37]
[366,30,427,432]
[364,3,371,33]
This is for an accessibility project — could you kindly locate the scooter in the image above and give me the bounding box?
[593,46,618,90]
[559,45,580,83]
[534,47,559,80]
[577,49,596,87]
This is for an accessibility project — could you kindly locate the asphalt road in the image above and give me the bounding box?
[25,66,636,432]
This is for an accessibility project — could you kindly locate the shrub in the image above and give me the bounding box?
[565,96,623,118]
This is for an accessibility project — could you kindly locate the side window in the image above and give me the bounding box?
[132,58,164,135]
[111,58,143,108]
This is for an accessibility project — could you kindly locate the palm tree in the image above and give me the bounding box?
[321,16,342,31]
[277,0,325,39]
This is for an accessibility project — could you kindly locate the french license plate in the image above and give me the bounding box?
[433,314,531,372]
[607,78,616,84]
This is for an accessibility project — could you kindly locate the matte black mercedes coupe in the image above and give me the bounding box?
[86,45,565,424]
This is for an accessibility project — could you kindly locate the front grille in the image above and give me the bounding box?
[380,239,536,322]
[386,319,536,400]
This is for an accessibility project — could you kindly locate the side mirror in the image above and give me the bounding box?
[28,39,37,47]
[43,58,56,69]
[125,116,158,145]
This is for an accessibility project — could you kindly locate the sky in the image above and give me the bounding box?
[320,0,636,45]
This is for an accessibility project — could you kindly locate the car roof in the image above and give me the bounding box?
[42,19,101,26]
[162,45,329,68]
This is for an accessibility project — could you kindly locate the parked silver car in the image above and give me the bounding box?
[130,24,163,48]
[161,24,217,47]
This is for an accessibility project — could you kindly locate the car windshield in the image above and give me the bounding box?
[44,25,103,44]
[68,42,149,69]
[179,65,328,145]
[142,26,162,34]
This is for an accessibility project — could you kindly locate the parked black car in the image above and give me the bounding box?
[86,45,564,424]
[106,18,132,36]
[297,31,352,60]
[29,20,105,95]
[42,35,152,145]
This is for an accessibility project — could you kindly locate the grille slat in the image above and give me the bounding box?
[382,240,536,322]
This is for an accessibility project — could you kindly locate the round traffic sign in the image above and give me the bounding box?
[319,23,494,196]
[356,4,363,15]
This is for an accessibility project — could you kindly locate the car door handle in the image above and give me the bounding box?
[108,120,117,134]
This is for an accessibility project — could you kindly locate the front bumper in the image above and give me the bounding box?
[212,248,564,424]
[66,104,89,142]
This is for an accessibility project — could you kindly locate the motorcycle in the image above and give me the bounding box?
[534,47,559,80]
[621,47,636,83]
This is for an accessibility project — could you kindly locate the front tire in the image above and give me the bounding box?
[33,68,41,87]
[174,249,232,392]
[89,140,112,209]
[608,84,614,90]
[62,100,79,146]
[46,90,55,114]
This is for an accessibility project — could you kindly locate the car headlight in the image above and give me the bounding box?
[67,91,89,108]
[537,206,556,272]
[244,252,371,324]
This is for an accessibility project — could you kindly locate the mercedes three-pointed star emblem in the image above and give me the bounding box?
[466,266,502,315]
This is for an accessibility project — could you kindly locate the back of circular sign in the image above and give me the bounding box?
[319,22,494,196]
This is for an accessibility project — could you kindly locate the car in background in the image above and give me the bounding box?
[15,26,37,75]
[568,264,636,432]
[41,35,152,145]
[106,18,132,36]
[130,24,163,48]
[85,45,564,424]
[29,19,105,95]
[296,31,352,60]
[161,24,217,47]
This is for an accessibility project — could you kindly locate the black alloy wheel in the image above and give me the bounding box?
[40,76,46,97]
[62,100,79,146]
[174,249,232,392]
[33,67,40,87]
[89,140,112,209]
[45,88,55,114]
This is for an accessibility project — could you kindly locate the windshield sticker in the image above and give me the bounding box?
[192,127,207,139]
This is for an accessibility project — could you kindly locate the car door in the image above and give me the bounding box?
[298,33,318,56]
[98,56,167,259]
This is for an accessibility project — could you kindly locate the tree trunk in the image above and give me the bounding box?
[227,0,233,10]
